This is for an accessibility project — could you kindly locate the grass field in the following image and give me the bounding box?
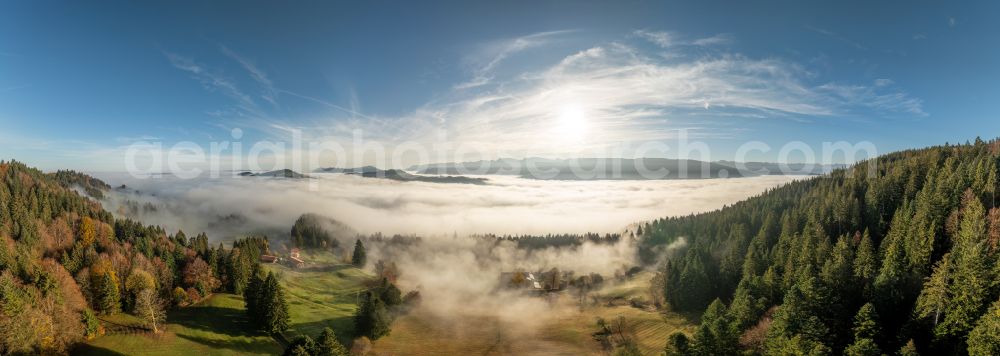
[76,252,693,356]
[370,272,698,356]
[76,293,282,356]
[264,250,372,345]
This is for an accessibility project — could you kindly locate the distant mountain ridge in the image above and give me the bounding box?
[238,169,310,178]
[314,166,488,185]
[407,158,838,180]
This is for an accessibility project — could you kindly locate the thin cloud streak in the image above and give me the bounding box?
[158,31,926,166]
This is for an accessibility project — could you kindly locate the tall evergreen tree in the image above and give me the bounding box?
[351,239,367,267]
[354,291,391,339]
[967,298,1000,356]
[938,192,991,340]
[97,273,121,314]
[244,263,264,322]
[261,272,290,334]
[315,327,349,356]
[915,252,952,326]
[691,299,738,355]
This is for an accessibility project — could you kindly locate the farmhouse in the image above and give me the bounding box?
[260,254,279,263]
[499,271,542,290]
[499,268,568,292]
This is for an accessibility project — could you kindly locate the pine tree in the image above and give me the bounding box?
[852,230,876,287]
[354,291,391,339]
[728,275,769,331]
[665,331,691,356]
[915,253,952,326]
[261,272,290,334]
[377,278,402,306]
[844,303,881,355]
[898,340,919,356]
[228,248,249,294]
[244,263,264,321]
[691,299,738,355]
[939,193,991,340]
[283,335,315,356]
[97,272,120,314]
[316,327,349,356]
[966,298,1000,356]
[352,239,367,267]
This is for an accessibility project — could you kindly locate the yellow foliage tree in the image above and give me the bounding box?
[79,217,96,246]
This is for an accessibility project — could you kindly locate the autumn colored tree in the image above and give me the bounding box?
[134,289,165,332]
[79,216,97,246]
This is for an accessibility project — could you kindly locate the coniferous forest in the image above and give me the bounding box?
[643,138,1000,355]
[7,137,1000,355]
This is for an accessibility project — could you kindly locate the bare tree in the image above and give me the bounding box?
[134,289,166,333]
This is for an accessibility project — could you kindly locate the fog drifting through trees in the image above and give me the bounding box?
[85,172,796,335]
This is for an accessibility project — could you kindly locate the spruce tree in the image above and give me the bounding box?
[316,327,349,356]
[283,336,315,356]
[898,340,919,356]
[352,239,367,267]
[354,291,391,339]
[665,331,691,355]
[262,272,290,334]
[967,298,1000,356]
[691,299,737,355]
[915,253,952,326]
[97,273,121,314]
[939,193,990,340]
[244,263,264,320]
[377,278,402,306]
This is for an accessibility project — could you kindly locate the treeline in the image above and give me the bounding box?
[478,232,621,249]
[290,213,354,250]
[0,160,271,353]
[642,138,1000,355]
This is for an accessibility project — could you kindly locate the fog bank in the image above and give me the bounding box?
[92,173,799,241]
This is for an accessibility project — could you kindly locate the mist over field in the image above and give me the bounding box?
[86,171,799,336]
[92,173,800,241]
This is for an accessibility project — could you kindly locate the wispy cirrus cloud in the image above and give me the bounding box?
[165,51,259,115]
[161,30,926,166]
[632,30,733,48]
[220,45,277,105]
[341,34,926,157]
[806,25,867,50]
[455,30,576,89]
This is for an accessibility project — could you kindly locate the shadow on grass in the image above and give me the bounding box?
[296,264,355,273]
[168,304,282,353]
[72,343,129,356]
[170,306,264,337]
[175,333,282,353]
[286,315,357,346]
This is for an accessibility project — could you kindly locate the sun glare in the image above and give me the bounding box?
[555,104,589,141]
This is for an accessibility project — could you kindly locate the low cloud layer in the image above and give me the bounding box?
[93,173,800,240]
[93,173,797,336]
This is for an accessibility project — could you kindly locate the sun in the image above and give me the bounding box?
[554,104,589,141]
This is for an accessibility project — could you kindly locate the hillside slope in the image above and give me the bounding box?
[0,161,268,354]
[642,139,1000,355]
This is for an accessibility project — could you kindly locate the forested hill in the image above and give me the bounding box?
[0,161,265,354]
[643,138,1000,355]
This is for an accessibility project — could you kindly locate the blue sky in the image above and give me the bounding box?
[2,0,999,171]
